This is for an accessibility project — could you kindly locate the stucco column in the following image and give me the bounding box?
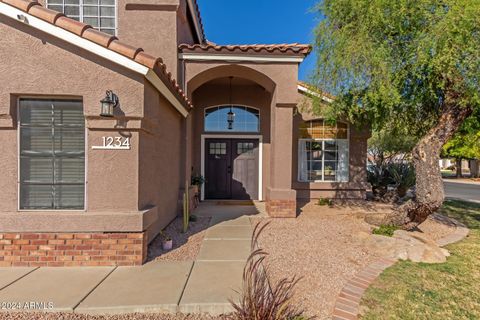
[266,103,297,218]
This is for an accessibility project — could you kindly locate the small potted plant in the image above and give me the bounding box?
[160,232,173,251]
[191,174,205,192]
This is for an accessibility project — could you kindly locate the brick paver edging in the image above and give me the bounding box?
[332,216,470,320]
[332,258,397,320]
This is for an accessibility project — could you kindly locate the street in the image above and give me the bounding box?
[444,180,480,203]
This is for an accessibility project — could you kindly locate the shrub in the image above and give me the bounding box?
[229,222,310,320]
[372,225,398,237]
[388,163,416,197]
[367,164,393,196]
[317,198,333,206]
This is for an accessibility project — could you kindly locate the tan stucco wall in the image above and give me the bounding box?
[0,16,144,212]
[138,82,183,241]
[292,92,370,201]
[117,0,179,78]
[0,16,183,237]
[191,82,272,199]
[185,62,299,105]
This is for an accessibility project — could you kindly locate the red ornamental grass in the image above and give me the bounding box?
[229,222,311,320]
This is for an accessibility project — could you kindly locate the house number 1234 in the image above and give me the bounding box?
[92,136,131,150]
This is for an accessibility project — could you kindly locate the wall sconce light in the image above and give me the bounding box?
[100,90,119,117]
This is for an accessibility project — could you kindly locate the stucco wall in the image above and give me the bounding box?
[0,16,184,239]
[138,82,183,241]
[292,92,370,200]
[0,16,146,214]
[118,0,179,78]
[191,82,272,200]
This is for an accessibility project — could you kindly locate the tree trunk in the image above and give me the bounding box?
[470,159,479,178]
[384,103,472,228]
[456,158,463,178]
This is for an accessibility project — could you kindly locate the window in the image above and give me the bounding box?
[46,0,116,35]
[298,120,349,182]
[205,106,260,132]
[19,99,85,210]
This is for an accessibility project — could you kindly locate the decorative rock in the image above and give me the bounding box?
[361,230,450,263]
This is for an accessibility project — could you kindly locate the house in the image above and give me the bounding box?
[0,0,370,267]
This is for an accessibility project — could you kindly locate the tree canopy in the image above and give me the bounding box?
[313,0,480,226]
[313,0,480,135]
[442,111,480,160]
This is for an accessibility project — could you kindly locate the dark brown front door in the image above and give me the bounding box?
[205,138,259,200]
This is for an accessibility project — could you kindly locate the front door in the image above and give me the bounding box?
[205,138,259,200]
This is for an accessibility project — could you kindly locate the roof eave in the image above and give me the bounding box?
[0,0,192,117]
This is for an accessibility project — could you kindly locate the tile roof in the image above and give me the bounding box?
[190,0,205,43]
[1,0,192,109]
[298,81,336,101]
[179,43,313,56]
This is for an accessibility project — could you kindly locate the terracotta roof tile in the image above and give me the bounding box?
[298,81,336,101]
[108,40,143,59]
[0,0,192,109]
[28,5,63,24]
[179,43,312,56]
[55,16,90,36]
[134,52,162,69]
[2,0,38,12]
[82,28,117,47]
[190,0,205,42]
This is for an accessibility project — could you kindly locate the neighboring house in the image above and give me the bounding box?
[0,0,370,267]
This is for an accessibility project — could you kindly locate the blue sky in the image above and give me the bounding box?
[197,0,320,81]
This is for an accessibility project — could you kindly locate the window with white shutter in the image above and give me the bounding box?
[19,99,85,210]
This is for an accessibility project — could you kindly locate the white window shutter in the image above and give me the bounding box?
[337,140,349,182]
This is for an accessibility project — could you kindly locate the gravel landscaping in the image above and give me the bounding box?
[253,207,383,319]
[0,313,227,320]
[147,216,211,262]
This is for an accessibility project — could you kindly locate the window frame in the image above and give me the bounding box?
[203,105,261,133]
[297,120,350,183]
[17,96,88,212]
[45,0,117,36]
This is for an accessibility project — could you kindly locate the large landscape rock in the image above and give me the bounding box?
[358,230,450,263]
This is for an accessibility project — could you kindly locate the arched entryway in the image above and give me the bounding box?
[187,66,276,201]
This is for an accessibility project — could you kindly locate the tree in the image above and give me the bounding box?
[441,111,480,177]
[368,125,418,167]
[313,0,480,227]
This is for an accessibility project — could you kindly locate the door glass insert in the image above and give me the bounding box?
[237,142,255,155]
[209,142,227,155]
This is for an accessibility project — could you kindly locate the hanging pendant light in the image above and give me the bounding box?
[227,76,235,130]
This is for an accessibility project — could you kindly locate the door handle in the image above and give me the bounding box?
[227,165,232,174]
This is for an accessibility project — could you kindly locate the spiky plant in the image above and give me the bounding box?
[229,222,310,320]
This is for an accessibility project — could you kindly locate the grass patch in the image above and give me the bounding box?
[360,200,480,320]
[372,225,398,237]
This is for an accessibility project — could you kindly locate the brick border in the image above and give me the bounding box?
[266,199,296,218]
[332,258,397,320]
[0,232,147,267]
[333,216,470,320]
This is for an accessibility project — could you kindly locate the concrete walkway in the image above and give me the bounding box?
[0,202,262,315]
